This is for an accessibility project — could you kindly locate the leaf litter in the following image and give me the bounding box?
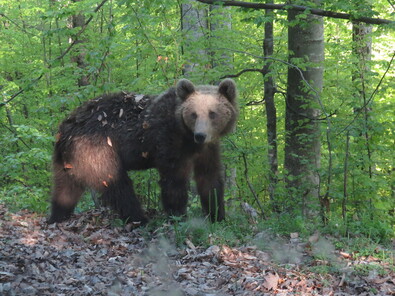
[0,204,394,295]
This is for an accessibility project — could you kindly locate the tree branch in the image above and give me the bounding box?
[0,74,43,107]
[220,68,263,79]
[0,13,38,36]
[337,50,395,135]
[55,0,109,62]
[1,0,109,108]
[196,0,394,25]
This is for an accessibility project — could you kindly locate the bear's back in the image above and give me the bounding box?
[59,92,155,138]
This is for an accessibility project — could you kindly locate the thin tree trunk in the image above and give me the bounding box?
[262,0,278,211]
[284,1,324,217]
[343,131,350,221]
[69,0,89,87]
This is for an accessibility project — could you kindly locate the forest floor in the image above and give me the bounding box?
[0,204,394,296]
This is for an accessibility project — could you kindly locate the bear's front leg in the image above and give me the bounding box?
[194,144,225,222]
[159,163,192,218]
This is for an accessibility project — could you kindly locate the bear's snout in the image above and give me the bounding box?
[194,132,207,144]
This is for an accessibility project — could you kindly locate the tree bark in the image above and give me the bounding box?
[284,2,324,216]
[352,19,373,214]
[181,0,209,77]
[352,21,373,177]
[262,0,278,210]
[69,0,89,87]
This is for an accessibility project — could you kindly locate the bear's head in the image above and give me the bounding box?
[176,79,238,144]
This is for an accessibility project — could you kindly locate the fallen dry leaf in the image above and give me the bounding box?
[340,251,351,259]
[135,94,144,102]
[263,271,280,291]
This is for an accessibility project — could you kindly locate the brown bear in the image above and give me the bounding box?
[48,79,238,225]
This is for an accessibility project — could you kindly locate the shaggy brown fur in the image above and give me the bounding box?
[49,79,238,224]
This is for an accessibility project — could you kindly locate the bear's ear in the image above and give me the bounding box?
[218,79,237,104]
[176,79,195,101]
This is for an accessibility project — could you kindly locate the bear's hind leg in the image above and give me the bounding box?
[49,164,85,223]
[101,172,148,225]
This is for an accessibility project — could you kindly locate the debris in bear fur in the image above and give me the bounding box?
[49,79,239,225]
[61,92,152,131]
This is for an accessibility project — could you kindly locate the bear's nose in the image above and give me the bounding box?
[194,133,206,144]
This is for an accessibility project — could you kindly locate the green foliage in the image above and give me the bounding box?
[149,210,256,248]
[323,212,393,244]
[0,124,51,213]
[258,213,310,236]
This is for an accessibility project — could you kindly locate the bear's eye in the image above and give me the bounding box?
[191,112,197,120]
[209,111,217,119]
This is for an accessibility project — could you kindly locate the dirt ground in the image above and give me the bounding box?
[1,204,394,295]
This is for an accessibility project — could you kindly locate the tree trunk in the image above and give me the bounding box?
[352,21,372,176]
[352,20,373,213]
[69,0,89,87]
[262,0,278,211]
[284,2,324,216]
[209,5,232,73]
[181,0,209,77]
